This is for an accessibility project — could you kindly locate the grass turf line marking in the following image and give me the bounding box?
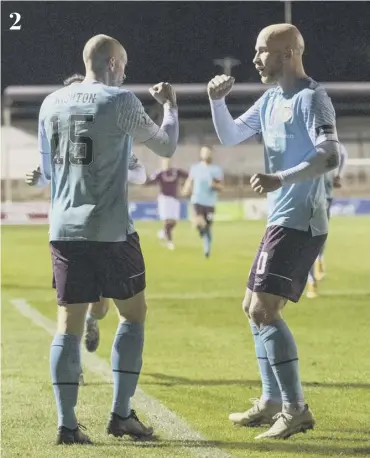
[10,298,233,458]
[145,290,370,300]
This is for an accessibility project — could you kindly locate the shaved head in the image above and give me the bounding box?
[83,34,127,87]
[253,23,306,86]
[258,24,305,55]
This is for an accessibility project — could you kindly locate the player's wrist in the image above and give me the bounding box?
[209,97,226,105]
[164,100,178,110]
[274,172,286,186]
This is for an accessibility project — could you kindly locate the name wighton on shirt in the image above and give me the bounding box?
[54,93,97,104]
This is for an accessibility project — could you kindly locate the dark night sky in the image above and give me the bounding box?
[2,1,370,92]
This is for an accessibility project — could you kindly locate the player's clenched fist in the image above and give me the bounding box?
[207,74,235,100]
[149,82,177,107]
[250,173,282,194]
[25,166,41,186]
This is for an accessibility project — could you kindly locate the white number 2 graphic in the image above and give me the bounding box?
[10,13,22,30]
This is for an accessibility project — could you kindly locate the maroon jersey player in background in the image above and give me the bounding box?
[147,158,188,249]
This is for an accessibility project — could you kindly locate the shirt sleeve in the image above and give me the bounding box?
[276,89,341,185]
[116,91,178,157]
[209,92,266,146]
[304,88,339,146]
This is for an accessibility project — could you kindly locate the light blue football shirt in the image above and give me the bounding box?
[190,162,224,207]
[38,82,162,241]
[232,78,337,235]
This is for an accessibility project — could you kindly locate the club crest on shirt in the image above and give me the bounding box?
[270,103,293,126]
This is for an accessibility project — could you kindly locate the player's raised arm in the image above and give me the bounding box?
[276,89,340,185]
[116,84,178,158]
[208,75,262,146]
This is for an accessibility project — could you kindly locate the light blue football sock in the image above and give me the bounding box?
[259,319,304,412]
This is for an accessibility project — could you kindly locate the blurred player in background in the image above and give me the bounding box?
[37,34,178,444]
[209,24,340,439]
[146,158,188,250]
[306,142,348,298]
[26,73,147,373]
[182,146,224,258]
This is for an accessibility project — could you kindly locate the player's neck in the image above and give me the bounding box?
[84,70,110,86]
[278,68,308,93]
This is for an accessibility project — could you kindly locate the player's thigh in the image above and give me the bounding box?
[193,204,214,228]
[50,241,100,306]
[95,233,146,319]
[192,204,208,228]
[57,304,89,337]
[88,297,110,319]
[113,290,147,324]
[158,195,172,221]
[251,225,326,304]
[166,197,180,222]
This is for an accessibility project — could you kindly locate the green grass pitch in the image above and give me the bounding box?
[2,218,370,457]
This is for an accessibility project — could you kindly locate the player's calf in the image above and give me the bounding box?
[110,292,148,431]
[250,293,306,415]
[51,304,88,443]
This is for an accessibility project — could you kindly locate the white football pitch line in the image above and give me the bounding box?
[145,290,370,300]
[10,298,233,458]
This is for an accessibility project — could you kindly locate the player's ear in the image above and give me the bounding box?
[283,47,293,60]
[108,56,116,70]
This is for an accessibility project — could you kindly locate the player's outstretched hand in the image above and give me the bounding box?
[149,82,177,107]
[207,75,235,100]
[25,166,41,186]
[333,176,342,188]
[250,173,282,194]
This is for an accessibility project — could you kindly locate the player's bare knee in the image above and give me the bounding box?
[114,291,147,324]
[249,292,285,327]
[57,303,89,337]
[89,297,110,319]
[241,288,253,317]
[194,215,206,229]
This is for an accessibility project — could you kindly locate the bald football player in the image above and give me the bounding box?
[208,24,340,439]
